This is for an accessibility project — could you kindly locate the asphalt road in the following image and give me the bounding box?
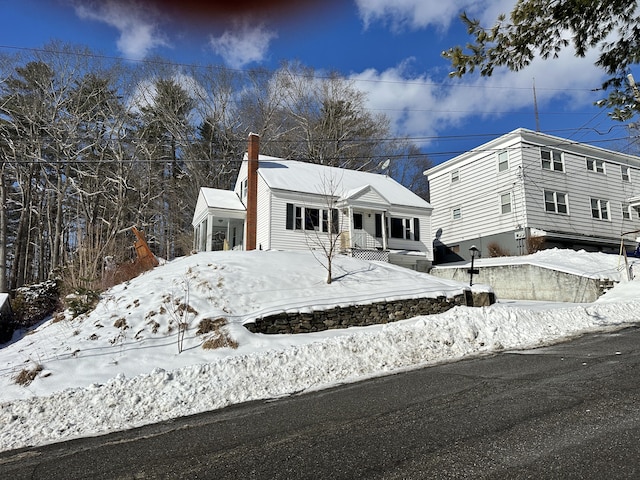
[2,326,640,479]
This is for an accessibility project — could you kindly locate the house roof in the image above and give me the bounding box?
[255,157,431,210]
[424,127,640,178]
[200,187,246,211]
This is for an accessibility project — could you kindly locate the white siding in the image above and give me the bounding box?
[428,139,524,247]
[426,128,640,253]
[256,175,271,250]
[522,142,640,241]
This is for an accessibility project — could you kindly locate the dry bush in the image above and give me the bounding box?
[198,317,239,350]
[196,317,227,335]
[202,332,239,350]
[487,242,510,257]
[14,364,43,386]
[103,259,155,289]
[113,318,128,329]
[527,235,546,254]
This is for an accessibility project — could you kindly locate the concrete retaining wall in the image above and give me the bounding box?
[430,263,612,303]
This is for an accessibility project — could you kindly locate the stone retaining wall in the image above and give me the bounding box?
[245,291,495,335]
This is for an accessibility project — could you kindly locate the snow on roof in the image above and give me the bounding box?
[201,187,245,211]
[256,158,431,210]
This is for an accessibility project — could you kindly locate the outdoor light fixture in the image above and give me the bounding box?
[468,245,480,286]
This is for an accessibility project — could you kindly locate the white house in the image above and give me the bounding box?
[424,128,640,263]
[192,134,434,271]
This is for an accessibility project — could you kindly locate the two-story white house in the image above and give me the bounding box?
[424,128,640,263]
[192,134,434,271]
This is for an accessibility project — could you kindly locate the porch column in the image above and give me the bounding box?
[206,214,213,251]
[381,211,388,250]
[348,206,354,249]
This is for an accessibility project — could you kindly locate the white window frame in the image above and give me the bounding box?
[541,148,564,172]
[451,206,462,220]
[622,165,631,182]
[451,169,460,183]
[498,151,509,172]
[544,190,568,214]
[586,157,605,174]
[622,202,631,220]
[590,198,610,220]
[500,192,512,214]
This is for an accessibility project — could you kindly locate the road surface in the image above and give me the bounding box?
[1,326,640,479]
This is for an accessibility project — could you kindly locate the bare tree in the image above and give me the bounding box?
[303,173,344,284]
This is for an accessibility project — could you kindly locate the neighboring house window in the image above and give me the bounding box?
[500,192,512,214]
[353,212,363,230]
[498,151,509,172]
[451,169,460,183]
[622,202,631,220]
[541,148,564,172]
[586,157,605,173]
[590,198,610,220]
[544,190,568,214]
[241,179,248,198]
[622,165,631,182]
[321,210,339,233]
[404,219,411,240]
[452,206,462,220]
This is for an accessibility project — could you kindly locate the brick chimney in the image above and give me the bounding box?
[246,133,259,251]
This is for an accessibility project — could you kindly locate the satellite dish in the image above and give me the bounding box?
[379,159,390,171]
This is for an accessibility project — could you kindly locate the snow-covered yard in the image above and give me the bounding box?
[1,249,639,452]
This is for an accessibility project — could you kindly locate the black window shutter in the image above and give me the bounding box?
[286,203,294,230]
[413,218,420,241]
[331,209,340,234]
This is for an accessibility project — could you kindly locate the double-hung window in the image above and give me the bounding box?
[590,198,609,220]
[500,192,512,214]
[544,190,568,214]
[541,148,564,172]
[498,151,509,172]
[586,158,605,173]
[622,165,631,182]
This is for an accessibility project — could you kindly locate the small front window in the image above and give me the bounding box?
[498,151,509,172]
[451,169,460,183]
[500,193,512,214]
[622,165,630,182]
[452,207,462,220]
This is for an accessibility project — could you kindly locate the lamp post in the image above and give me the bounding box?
[468,245,480,286]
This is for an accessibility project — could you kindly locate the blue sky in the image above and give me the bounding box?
[1,0,635,165]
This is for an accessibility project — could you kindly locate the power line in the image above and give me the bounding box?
[0,43,605,94]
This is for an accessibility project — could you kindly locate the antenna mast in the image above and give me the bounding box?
[533,78,540,132]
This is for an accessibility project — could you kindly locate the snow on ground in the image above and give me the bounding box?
[1,249,639,452]
[436,247,638,281]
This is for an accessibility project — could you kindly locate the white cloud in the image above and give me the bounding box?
[73,1,169,59]
[354,0,498,30]
[350,48,608,146]
[209,23,278,69]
